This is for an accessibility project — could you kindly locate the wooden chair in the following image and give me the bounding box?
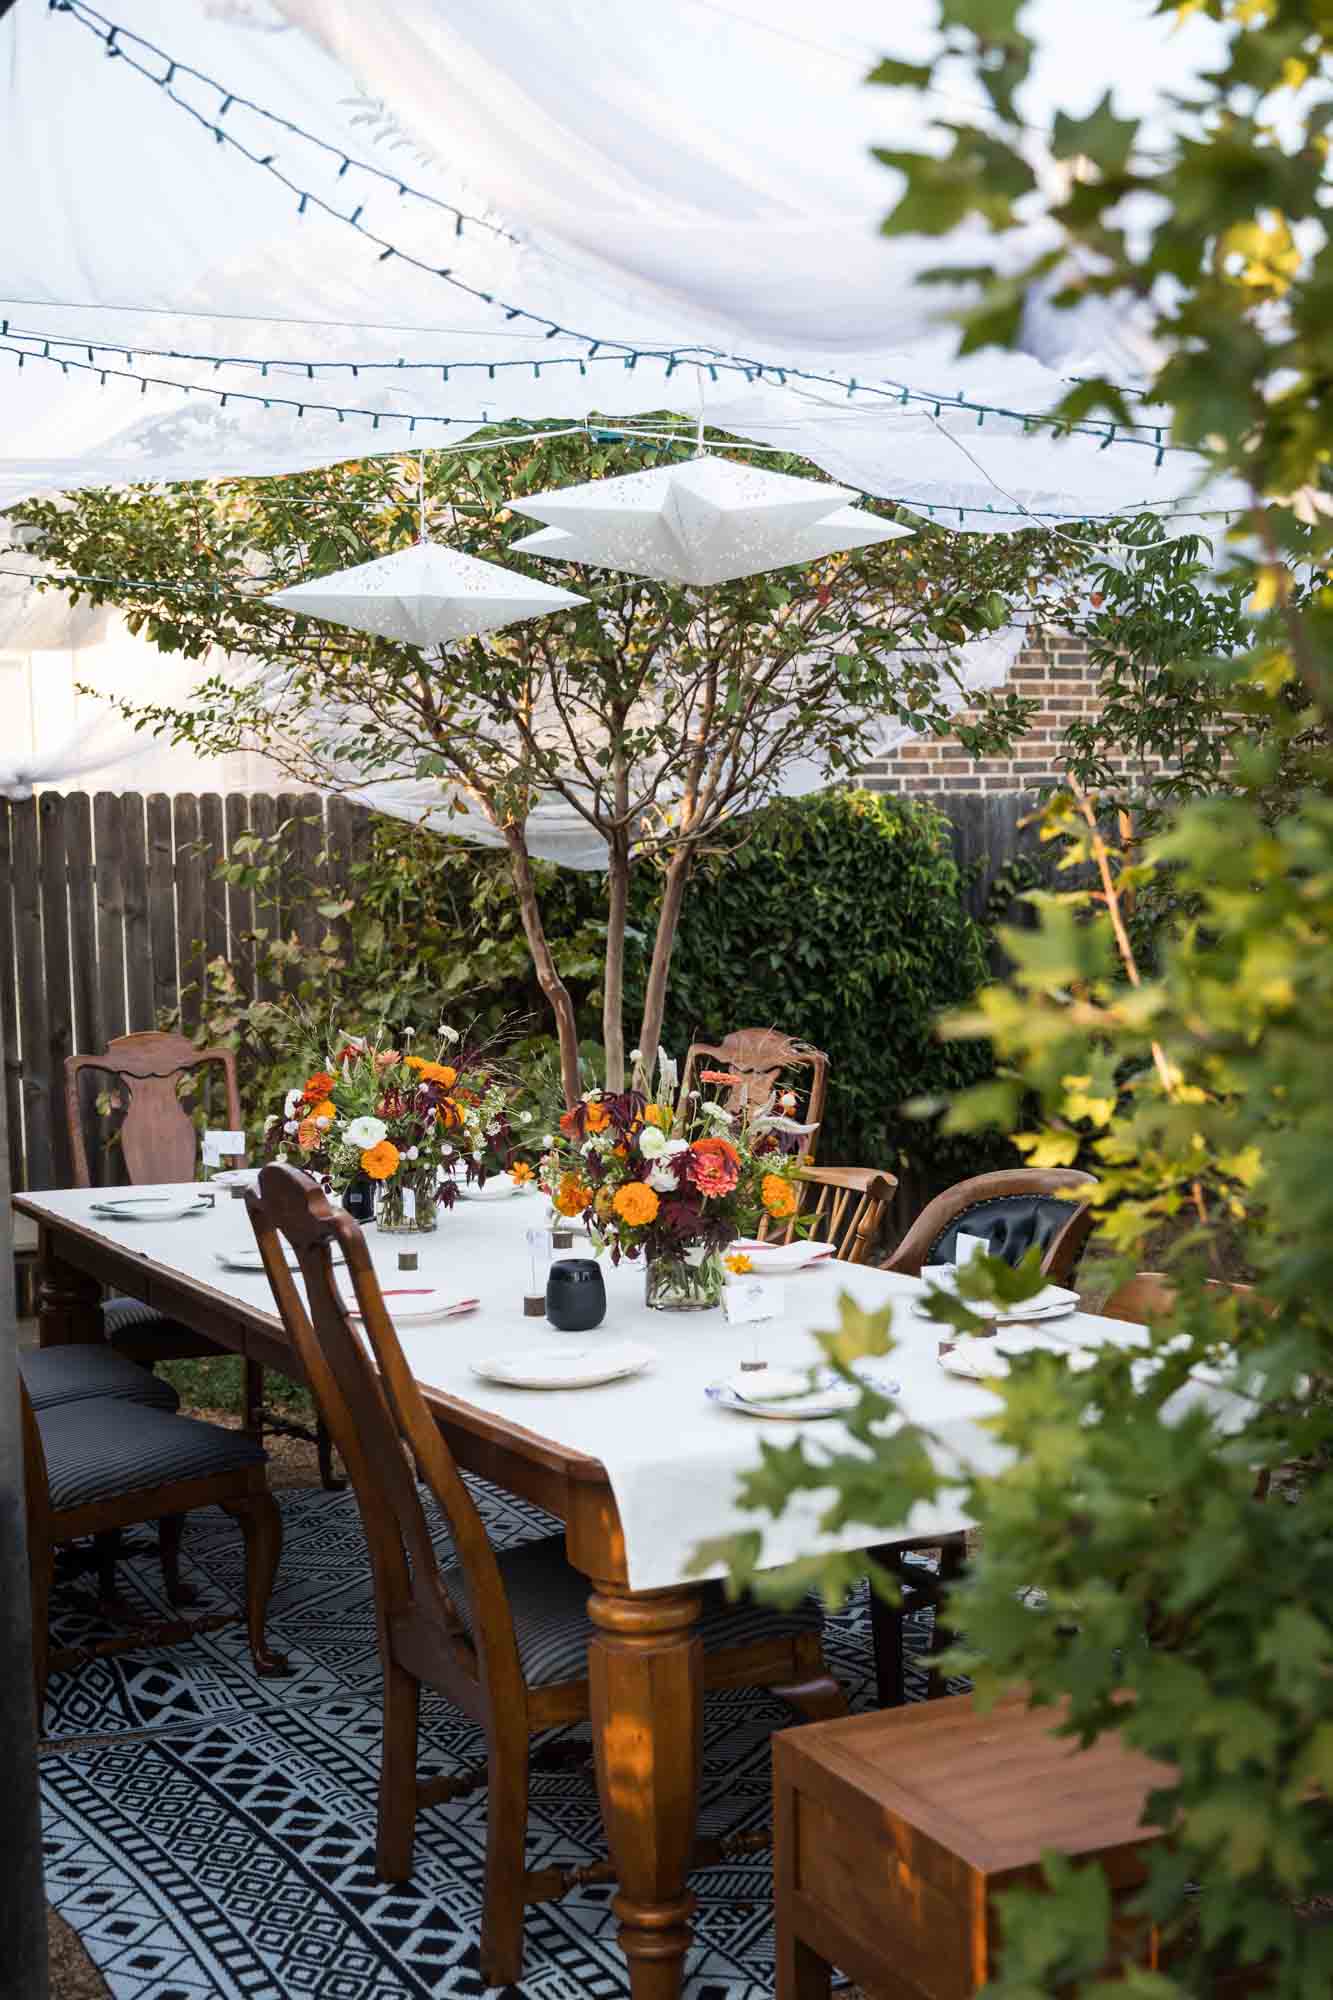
[64,1030,339,1489]
[246,1163,847,1986]
[760,1166,899,1266]
[882,1167,1098,1286]
[21,1371,287,1714]
[869,1169,1097,1707]
[681,1029,828,1160]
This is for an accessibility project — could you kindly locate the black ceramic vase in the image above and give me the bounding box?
[545,1258,607,1332]
[342,1175,376,1224]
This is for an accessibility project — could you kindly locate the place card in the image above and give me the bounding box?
[723,1274,786,1325]
[202,1128,246,1168]
[955,1230,990,1265]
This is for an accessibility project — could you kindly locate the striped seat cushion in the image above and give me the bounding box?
[19,1344,180,1414]
[101,1296,185,1340]
[38,1400,267,1513]
[442,1536,822,1689]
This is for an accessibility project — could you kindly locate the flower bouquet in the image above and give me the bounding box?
[535,1060,809,1310]
[267,1028,523,1231]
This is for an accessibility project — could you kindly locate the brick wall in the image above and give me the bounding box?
[860,632,1100,796]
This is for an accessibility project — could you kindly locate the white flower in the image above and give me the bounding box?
[402,1025,416,1042]
[700,1102,733,1126]
[487,1120,502,1137]
[519,1110,532,1124]
[663,1136,689,1157]
[630,1047,642,1061]
[283,1119,299,1136]
[658,1051,679,1092]
[315,1112,334,1128]
[405,1146,419,1161]
[584,1088,603,1102]
[638,1124,668,1160]
[437,1024,460,1045]
[345,1115,388,1149]
[648,1160,679,1193]
[264,1113,279,1130]
[284,1088,303,1116]
[472,1149,484,1162]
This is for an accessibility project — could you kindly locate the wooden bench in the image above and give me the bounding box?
[774,1691,1174,1999]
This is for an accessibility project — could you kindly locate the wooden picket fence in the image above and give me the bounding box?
[0,790,375,1197]
[0,787,1041,1200]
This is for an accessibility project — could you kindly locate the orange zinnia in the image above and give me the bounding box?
[307,1099,337,1124]
[585,1100,611,1133]
[361,1139,401,1181]
[762,1173,798,1219]
[612,1182,659,1227]
[553,1173,592,1217]
[304,1070,335,1098]
[700,1068,744,1086]
[296,1116,323,1154]
[408,1058,458,1086]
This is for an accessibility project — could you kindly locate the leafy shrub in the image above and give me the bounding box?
[636,789,1001,1179]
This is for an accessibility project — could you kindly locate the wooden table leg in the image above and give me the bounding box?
[588,1583,703,2000]
[37,1235,102,1347]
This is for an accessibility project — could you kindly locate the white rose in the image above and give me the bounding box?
[663,1137,689,1157]
[638,1124,667,1159]
[648,1160,679,1193]
[345,1115,388,1149]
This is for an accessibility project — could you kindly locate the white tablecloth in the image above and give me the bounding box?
[21,1184,1152,1591]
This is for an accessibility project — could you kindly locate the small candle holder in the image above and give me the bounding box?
[524,1294,546,1317]
[525,1227,551,1317]
[552,1229,574,1250]
[397,1249,419,1273]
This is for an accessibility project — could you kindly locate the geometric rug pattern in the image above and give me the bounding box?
[39,1479,938,2000]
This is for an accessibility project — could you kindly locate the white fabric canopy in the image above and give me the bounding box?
[0,0,1243,531]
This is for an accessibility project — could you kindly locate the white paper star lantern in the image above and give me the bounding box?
[266,541,586,645]
[508,454,912,585]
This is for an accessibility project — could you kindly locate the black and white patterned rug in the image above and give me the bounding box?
[39,1479,937,2000]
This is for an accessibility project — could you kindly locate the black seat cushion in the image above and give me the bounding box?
[927,1193,1081,1270]
[443,1535,822,1688]
[102,1296,191,1341]
[38,1400,267,1513]
[19,1344,180,1414]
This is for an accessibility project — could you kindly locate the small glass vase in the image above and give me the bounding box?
[375,1169,439,1234]
[645,1244,724,1312]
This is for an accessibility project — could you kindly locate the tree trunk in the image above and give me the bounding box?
[603,830,630,1093]
[636,845,693,1083]
[503,825,582,1109]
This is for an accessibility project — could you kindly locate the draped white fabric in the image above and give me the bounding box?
[0,0,1243,529]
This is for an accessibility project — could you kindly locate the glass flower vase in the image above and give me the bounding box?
[375,1169,439,1234]
[644,1244,724,1312]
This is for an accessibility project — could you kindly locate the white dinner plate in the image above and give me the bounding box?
[213,1246,347,1273]
[913,1275,1079,1324]
[726,1237,837,1275]
[343,1287,479,1324]
[471,1341,655,1389]
[939,1329,1095,1379]
[90,1195,212,1223]
[210,1167,262,1191]
[706,1365,899,1420]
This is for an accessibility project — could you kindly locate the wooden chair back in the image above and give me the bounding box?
[681,1028,828,1159]
[883,1168,1097,1284]
[245,1165,525,1714]
[65,1031,241,1187]
[760,1166,898,1265]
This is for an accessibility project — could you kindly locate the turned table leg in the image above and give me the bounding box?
[37,1236,103,1348]
[588,1583,703,2000]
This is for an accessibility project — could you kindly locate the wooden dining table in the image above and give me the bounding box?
[14,1181,1154,2000]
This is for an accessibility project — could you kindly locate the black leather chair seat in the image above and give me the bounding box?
[101,1296,192,1341]
[927,1193,1079,1269]
[38,1401,267,1513]
[19,1344,180,1414]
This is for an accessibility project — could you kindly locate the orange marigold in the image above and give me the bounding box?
[643,1104,666,1127]
[304,1070,335,1098]
[585,1100,611,1133]
[361,1139,401,1182]
[408,1058,458,1086]
[307,1099,337,1125]
[761,1173,798,1220]
[553,1173,592,1217]
[612,1181,659,1227]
